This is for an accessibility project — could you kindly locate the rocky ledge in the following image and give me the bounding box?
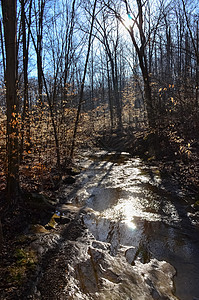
[13,204,178,300]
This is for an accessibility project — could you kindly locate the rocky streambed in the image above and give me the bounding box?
[11,151,199,300]
[28,205,177,300]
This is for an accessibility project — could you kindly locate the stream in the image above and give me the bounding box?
[59,151,199,300]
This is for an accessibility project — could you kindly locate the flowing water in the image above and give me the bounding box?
[56,151,199,299]
[70,151,199,300]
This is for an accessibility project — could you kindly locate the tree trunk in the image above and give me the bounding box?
[26,10,61,169]
[113,0,155,128]
[20,0,32,161]
[0,20,6,78]
[196,21,199,108]
[107,58,114,129]
[70,0,97,157]
[136,46,155,128]
[2,0,19,204]
[37,0,45,104]
[63,0,76,102]
[0,218,3,253]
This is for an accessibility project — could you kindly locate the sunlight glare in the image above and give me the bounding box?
[123,201,136,230]
[123,13,133,28]
[124,219,136,230]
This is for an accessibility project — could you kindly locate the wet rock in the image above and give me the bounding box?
[63,239,177,300]
[31,244,45,256]
[92,240,110,251]
[134,243,151,264]
[135,259,177,299]
[30,233,60,257]
[57,203,82,214]
[125,247,136,264]
[82,207,96,215]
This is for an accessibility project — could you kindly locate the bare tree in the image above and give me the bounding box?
[1,0,19,203]
[0,18,5,78]
[104,0,163,128]
[33,0,45,104]
[20,0,32,160]
[70,0,98,157]
[181,0,199,108]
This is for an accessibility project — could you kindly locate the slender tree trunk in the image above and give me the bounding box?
[196,21,199,108]
[114,51,122,129]
[0,20,6,78]
[25,7,61,169]
[182,0,199,109]
[135,45,154,128]
[110,0,155,128]
[70,0,97,157]
[40,66,61,170]
[20,0,32,161]
[37,0,45,104]
[0,218,3,252]
[91,43,94,111]
[2,0,19,203]
[107,59,114,129]
[102,23,122,129]
[63,0,76,101]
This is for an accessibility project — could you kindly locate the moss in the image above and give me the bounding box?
[16,235,30,243]
[7,248,38,284]
[193,200,199,210]
[14,248,37,267]
[147,156,156,162]
[8,265,26,284]
[71,167,81,175]
[14,248,27,260]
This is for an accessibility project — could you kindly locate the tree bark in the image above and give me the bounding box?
[2,0,19,203]
[70,0,97,157]
[20,0,32,161]
[63,0,76,102]
[37,0,45,104]
[0,20,6,78]
[0,218,3,253]
[107,58,114,129]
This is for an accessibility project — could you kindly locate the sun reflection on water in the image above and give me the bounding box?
[123,219,136,230]
[122,201,137,230]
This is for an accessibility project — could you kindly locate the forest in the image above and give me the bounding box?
[0,0,199,299]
